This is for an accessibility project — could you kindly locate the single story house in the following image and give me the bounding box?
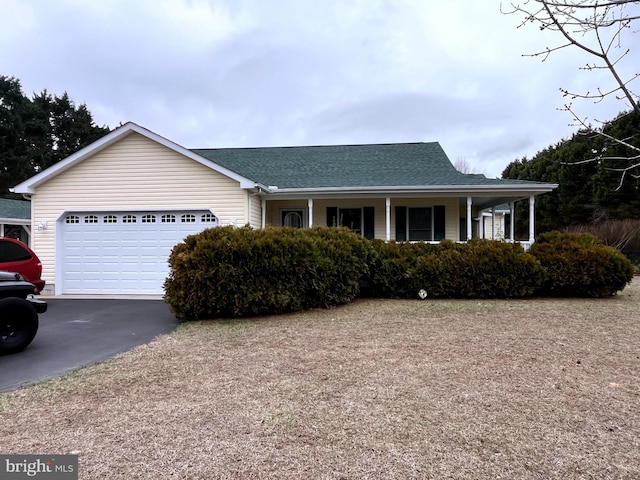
[13,122,557,296]
[0,198,32,245]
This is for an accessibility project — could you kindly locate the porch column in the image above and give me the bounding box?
[529,195,535,243]
[509,202,515,240]
[261,198,266,229]
[308,198,314,228]
[478,210,484,239]
[466,197,472,240]
[385,197,391,241]
[491,207,495,239]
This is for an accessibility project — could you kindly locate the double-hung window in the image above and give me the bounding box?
[395,206,446,241]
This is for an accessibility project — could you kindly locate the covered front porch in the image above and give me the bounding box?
[256,189,540,248]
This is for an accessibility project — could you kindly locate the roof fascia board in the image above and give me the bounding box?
[13,122,256,194]
[0,217,30,223]
[264,184,558,197]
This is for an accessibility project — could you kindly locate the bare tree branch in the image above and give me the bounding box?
[503,0,640,187]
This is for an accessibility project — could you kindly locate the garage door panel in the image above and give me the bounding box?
[61,211,218,294]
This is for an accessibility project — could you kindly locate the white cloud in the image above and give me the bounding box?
[2,0,637,178]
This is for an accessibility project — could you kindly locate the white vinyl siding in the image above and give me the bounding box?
[249,193,263,228]
[482,212,506,240]
[31,132,247,292]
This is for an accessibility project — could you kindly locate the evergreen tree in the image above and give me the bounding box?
[0,75,110,197]
[0,76,31,195]
[503,109,640,235]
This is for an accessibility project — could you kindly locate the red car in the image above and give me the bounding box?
[0,238,45,293]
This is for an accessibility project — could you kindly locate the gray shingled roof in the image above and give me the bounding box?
[192,142,543,189]
[0,198,30,220]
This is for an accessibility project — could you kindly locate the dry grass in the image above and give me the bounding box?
[1,283,640,479]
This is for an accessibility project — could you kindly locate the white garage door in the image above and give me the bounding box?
[60,211,219,295]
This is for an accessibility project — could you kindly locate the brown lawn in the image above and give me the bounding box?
[1,282,639,479]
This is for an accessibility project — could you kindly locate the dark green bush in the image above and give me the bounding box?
[528,231,634,297]
[422,239,545,298]
[165,227,634,321]
[163,226,370,320]
[366,240,436,298]
[367,239,545,299]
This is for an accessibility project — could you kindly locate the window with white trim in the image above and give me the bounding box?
[123,215,137,223]
[281,209,304,228]
[162,214,176,223]
[142,214,156,223]
[84,215,98,224]
[201,213,217,223]
[395,206,446,241]
[104,215,118,224]
[181,214,196,223]
[65,215,80,224]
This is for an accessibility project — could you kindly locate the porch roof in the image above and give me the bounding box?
[0,198,30,222]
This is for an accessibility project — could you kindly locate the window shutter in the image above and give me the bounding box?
[363,207,375,239]
[395,206,406,241]
[434,205,446,241]
[327,207,338,227]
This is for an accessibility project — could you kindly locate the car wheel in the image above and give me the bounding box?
[0,298,39,355]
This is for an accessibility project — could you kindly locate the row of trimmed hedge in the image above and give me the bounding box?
[164,227,634,320]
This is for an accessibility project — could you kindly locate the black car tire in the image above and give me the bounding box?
[0,297,39,355]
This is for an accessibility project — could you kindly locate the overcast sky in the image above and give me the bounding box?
[2,0,639,178]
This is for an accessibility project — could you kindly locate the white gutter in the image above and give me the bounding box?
[263,184,558,195]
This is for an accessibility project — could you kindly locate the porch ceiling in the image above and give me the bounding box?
[461,195,529,211]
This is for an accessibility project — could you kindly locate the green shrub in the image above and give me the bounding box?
[163,226,370,320]
[366,240,417,298]
[427,239,545,298]
[165,227,634,321]
[529,231,634,297]
[367,239,545,299]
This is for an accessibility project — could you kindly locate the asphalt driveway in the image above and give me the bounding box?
[0,298,179,392]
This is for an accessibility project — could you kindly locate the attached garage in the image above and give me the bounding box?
[59,210,218,294]
[12,123,259,296]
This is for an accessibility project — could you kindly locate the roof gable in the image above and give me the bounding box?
[12,122,256,194]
